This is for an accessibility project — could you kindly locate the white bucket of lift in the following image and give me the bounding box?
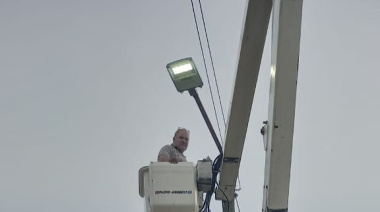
[139,162,199,212]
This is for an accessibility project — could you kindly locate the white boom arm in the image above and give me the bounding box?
[217,0,303,211]
[216,0,272,201]
[262,1,303,211]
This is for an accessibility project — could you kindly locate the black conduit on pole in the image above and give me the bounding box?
[188,88,223,154]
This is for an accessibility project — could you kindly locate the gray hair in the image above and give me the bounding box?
[174,127,190,137]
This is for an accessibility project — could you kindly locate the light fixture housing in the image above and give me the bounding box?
[166,57,203,92]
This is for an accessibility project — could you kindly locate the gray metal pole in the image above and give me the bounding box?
[188,88,222,153]
[222,199,235,212]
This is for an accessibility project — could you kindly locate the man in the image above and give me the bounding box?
[158,128,189,164]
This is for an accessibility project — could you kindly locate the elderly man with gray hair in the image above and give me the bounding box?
[158,128,189,164]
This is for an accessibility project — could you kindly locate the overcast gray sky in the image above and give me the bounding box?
[1,0,380,212]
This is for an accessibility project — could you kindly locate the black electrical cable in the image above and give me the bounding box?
[190,0,244,211]
[197,0,227,131]
[190,0,224,144]
[215,181,230,211]
[196,0,244,194]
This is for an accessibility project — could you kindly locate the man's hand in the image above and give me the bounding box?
[169,158,179,164]
[158,155,180,164]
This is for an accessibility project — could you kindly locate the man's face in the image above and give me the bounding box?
[173,129,189,153]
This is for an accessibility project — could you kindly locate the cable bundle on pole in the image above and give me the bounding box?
[200,153,223,212]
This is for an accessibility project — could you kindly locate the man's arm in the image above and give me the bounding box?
[158,154,170,162]
[158,145,179,164]
[158,154,179,164]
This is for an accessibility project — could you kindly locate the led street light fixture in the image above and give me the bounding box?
[166,57,203,92]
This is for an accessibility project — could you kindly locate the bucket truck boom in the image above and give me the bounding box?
[216,0,303,212]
